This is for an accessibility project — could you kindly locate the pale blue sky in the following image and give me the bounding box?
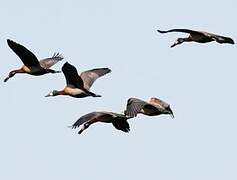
[1,0,237,179]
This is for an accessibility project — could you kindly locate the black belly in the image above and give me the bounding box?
[70,93,90,98]
[197,37,213,43]
[144,111,162,116]
[29,69,47,76]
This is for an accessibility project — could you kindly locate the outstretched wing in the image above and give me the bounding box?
[7,39,40,67]
[39,53,64,69]
[62,62,84,88]
[71,112,99,129]
[157,29,203,35]
[208,33,235,44]
[124,98,148,118]
[112,118,130,133]
[80,68,111,90]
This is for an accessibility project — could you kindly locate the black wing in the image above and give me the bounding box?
[7,39,40,67]
[112,119,130,132]
[124,98,148,118]
[62,62,84,88]
[157,29,202,35]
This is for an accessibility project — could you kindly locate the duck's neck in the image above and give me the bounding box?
[13,69,25,74]
[4,69,25,82]
[54,90,66,96]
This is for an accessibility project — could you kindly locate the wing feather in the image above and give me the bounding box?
[71,112,99,129]
[39,53,64,69]
[157,29,203,35]
[149,97,169,108]
[62,62,84,88]
[80,68,111,90]
[125,98,148,118]
[7,39,40,67]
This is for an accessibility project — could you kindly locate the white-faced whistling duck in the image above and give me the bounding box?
[70,111,130,134]
[157,29,235,48]
[4,39,63,82]
[45,62,111,98]
[124,97,174,118]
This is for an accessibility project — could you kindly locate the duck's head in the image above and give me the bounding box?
[4,71,17,82]
[45,90,61,97]
[171,38,185,48]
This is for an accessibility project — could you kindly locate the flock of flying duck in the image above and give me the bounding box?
[5,28,234,134]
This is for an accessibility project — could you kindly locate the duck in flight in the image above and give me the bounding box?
[157,29,235,47]
[45,62,111,98]
[124,97,174,118]
[70,111,130,134]
[4,39,63,82]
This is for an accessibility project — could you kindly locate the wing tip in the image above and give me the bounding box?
[71,120,81,129]
[127,97,139,102]
[7,39,15,46]
[157,29,166,33]
[52,52,64,60]
[62,62,70,71]
[96,67,112,73]
[106,68,112,73]
[63,61,69,66]
[123,128,130,133]
[230,38,235,44]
